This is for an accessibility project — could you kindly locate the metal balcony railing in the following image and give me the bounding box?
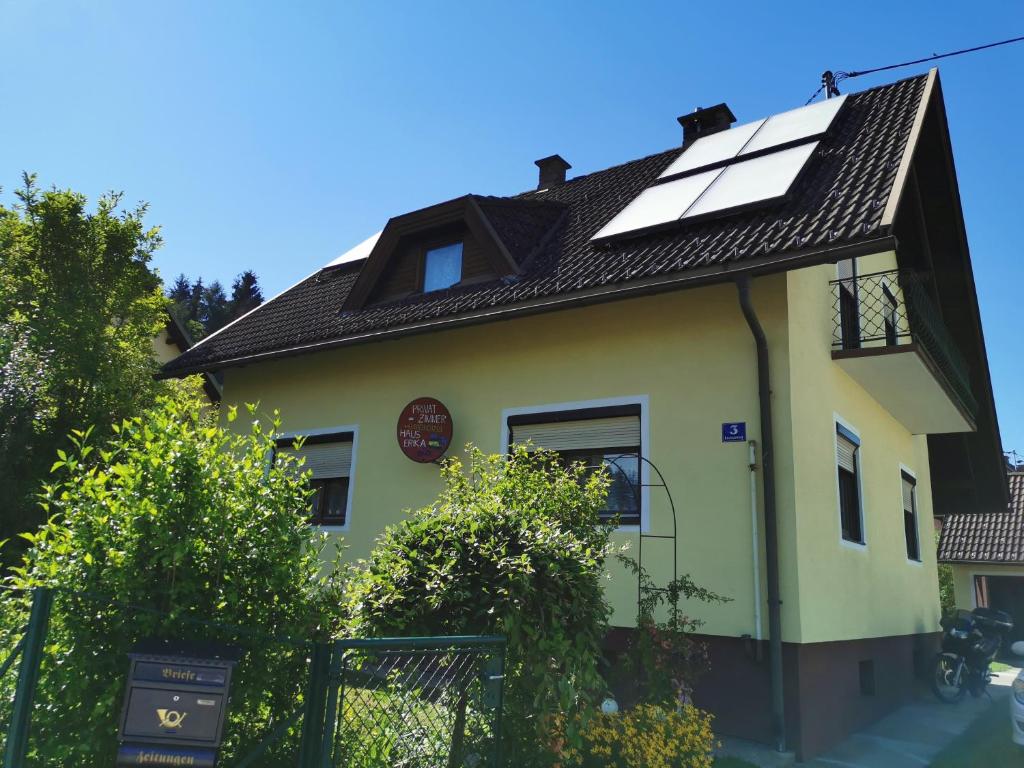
[830,270,977,418]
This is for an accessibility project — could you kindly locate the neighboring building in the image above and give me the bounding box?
[153,309,222,403]
[939,473,1024,644]
[160,69,1005,760]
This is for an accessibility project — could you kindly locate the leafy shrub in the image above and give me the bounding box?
[344,445,616,766]
[3,384,343,765]
[614,556,728,707]
[937,531,956,616]
[564,703,716,768]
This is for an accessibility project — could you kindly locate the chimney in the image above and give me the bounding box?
[677,103,736,147]
[534,154,572,190]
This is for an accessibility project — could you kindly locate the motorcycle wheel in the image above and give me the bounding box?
[931,652,968,704]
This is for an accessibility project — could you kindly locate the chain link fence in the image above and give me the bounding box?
[332,638,505,768]
[0,588,505,767]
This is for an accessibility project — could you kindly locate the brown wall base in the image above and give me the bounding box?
[605,628,941,761]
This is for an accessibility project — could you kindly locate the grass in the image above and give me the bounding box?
[930,696,1022,767]
[990,660,1016,673]
[713,758,759,768]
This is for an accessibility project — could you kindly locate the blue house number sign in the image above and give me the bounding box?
[722,422,746,443]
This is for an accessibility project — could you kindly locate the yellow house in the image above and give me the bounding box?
[161,69,1005,760]
[153,309,222,403]
[939,472,1024,644]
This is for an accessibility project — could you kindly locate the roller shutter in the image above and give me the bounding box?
[510,416,640,451]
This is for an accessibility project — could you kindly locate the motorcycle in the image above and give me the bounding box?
[931,607,1013,703]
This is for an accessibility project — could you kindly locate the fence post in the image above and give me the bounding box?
[297,641,332,768]
[4,587,53,768]
[317,641,343,768]
[490,642,506,768]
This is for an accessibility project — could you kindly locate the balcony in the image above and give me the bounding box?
[830,270,976,434]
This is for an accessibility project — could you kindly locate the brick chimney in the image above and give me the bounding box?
[677,104,736,147]
[534,154,572,190]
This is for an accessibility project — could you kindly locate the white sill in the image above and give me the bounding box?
[840,538,867,551]
[613,524,642,534]
[907,558,924,566]
[314,525,348,534]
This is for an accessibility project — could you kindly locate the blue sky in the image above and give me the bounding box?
[2,1,1023,453]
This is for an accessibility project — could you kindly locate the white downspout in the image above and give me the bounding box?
[749,439,763,642]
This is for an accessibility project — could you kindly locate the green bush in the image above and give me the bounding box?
[3,384,343,765]
[344,445,616,767]
[613,556,728,708]
[937,531,956,615]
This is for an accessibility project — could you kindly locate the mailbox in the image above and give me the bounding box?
[117,642,238,767]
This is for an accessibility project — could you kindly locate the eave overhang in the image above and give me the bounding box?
[157,234,896,378]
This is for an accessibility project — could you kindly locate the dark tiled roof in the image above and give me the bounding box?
[163,74,927,375]
[938,474,1024,563]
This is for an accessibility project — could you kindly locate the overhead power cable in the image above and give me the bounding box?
[806,34,1024,104]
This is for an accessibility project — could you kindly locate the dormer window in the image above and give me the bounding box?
[340,195,559,312]
[423,242,463,292]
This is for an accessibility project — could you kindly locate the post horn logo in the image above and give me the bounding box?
[156,709,188,729]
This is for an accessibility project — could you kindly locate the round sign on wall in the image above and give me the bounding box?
[397,397,454,463]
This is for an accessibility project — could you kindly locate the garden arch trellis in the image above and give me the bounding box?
[593,454,679,618]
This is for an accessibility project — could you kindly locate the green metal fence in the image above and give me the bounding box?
[0,588,505,767]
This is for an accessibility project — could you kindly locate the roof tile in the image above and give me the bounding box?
[938,474,1024,563]
[164,74,926,375]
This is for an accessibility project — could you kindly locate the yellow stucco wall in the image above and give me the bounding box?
[218,255,944,645]
[153,327,182,366]
[785,258,941,643]
[222,278,789,638]
[950,564,1024,609]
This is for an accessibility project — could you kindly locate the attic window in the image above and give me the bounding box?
[423,242,463,292]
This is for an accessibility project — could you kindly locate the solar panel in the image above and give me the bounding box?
[591,95,845,242]
[658,118,765,178]
[740,95,847,155]
[683,142,818,219]
[591,168,722,240]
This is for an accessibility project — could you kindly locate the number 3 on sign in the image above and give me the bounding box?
[722,422,746,442]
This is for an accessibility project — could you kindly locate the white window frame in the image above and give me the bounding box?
[900,464,922,565]
[834,413,867,550]
[500,395,650,533]
[273,424,359,533]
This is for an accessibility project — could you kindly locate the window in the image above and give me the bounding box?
[902,470,920,561]
[558,449,640,525]
[276,436,353,526]
[974,575,990,608]
[423,242,463,292]
[836,423,864,544]
[509,410,641,526]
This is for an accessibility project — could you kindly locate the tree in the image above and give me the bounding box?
[0,320,54,539]
[0,174,167,544]
[167,272,192,306]
[229,269,264,319]
[4,384,343,765]
[200,279,230,334]
[344,446,616,766]
[165,270,264,339]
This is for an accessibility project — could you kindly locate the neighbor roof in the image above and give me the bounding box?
[162,73,927,377]
[938,474,1024,564]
